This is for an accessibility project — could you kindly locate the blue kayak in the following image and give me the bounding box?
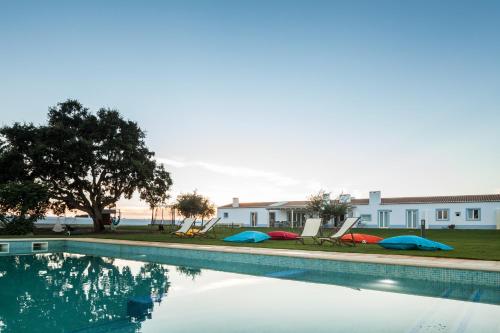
[379,235,453,251]
[223,231,271,243]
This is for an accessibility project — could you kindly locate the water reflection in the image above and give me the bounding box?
[0,253,499,333]
[0,254,170,333]
[176,266,202,280]
[66,247,500,306]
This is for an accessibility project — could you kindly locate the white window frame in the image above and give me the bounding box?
[250,212,258,227]
[223,212,229,219]
[466,208,481,221]
[360,214,372,222]
[377,210,390,228]
[435,209,450,221]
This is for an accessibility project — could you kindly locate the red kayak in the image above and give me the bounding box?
[267,231,299,240]
[341,233,383,244]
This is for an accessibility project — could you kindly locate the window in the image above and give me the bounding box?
[250,212,258,227]
[223,212,229,218]
[378,210,390,228]
[436,209,449,221]
[360,214,372,222]
[466,208,481,221]
[406,210,419,229]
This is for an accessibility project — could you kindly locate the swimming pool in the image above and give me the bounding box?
[0,240,499,332]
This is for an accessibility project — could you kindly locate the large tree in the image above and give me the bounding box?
[0,100,172,232]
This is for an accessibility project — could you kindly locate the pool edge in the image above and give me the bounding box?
[2,237,499,273]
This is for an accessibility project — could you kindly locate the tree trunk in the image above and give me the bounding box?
[91,209,105,232]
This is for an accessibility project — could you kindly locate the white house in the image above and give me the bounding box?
[217,192,500,229]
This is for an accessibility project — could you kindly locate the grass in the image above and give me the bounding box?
[3,225,500,261]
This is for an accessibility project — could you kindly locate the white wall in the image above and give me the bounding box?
[353,202,500,229]
[217,207,271,227]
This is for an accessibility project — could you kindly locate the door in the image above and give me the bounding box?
[250,212,258,227]
[378,210,390,228]
[269,212,276,227]
[406,210,418,229]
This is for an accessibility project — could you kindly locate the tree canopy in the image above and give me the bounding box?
[0,100,172,232]
[173,191,215,221]
[0,139,50,234]
[0,181,50,234]
[140,164,172,226]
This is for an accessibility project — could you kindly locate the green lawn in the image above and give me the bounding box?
[3,225,499,261]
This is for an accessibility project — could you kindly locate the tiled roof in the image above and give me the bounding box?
[271,201,307,208]
[380,194,500,204]
[218,194,500,209]
[351,198,369,205]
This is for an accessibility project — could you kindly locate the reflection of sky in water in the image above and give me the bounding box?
[154,270,500,333]
[0,254,499,333]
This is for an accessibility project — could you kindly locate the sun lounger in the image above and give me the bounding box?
[296,218,322,245]
[172,218,196,237]
[319,217,360,246]
[193,217,221,238]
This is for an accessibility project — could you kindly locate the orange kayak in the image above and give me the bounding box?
[341,233,383,244]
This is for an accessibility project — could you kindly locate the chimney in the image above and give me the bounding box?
[322,193,330,205]
[339,194,351,203]
[369,191,381,205]
[232,197,240,208]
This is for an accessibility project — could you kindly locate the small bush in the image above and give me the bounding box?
[448,224,456,230]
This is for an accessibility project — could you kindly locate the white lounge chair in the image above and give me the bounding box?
[172,218,196,237]
[319,217,361,246]
[193,217,221,238]
[296,218,322,245]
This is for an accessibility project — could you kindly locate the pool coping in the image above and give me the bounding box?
[2,237,500,273]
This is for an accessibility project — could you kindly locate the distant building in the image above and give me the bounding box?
[217,191,500,229]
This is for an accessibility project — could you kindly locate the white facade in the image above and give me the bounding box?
[216,198,289,227]
[217,207,270,227]
[217,192,500,229]
[353,192,500,230]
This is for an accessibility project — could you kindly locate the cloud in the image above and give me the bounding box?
[156,157,371,203]
[158,157,300,187]
[160,158,187,168]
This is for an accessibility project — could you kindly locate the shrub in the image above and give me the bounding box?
[0,181,49,235]
[1,216,36,235]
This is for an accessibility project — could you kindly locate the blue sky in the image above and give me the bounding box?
[1,0,499,214]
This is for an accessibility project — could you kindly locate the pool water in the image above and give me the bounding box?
[0,253,499,333]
